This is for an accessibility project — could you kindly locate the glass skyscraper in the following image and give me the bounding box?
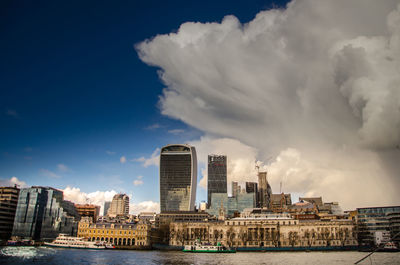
[12,186,79,241]
[207,155,227,208]
[159,144,197,212]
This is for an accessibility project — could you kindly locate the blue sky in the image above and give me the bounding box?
[0,0,289,207]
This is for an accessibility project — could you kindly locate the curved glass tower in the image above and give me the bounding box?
[159,144,197,212]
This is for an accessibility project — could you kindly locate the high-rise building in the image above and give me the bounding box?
[245,182,258,206]
[258,171,272,208]
[0,185,20,241]
[12,186,79,241]
[232,181,239,198]
[207,155,227,208]
[75,204,100,222]
[107,194,129,217]
[103,201,111,216]
[159,144,197,212]
[245,182,258,194]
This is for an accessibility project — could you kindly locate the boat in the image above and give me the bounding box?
[378,241,400,252]
[183,241,236,253]
[44,234,114,249]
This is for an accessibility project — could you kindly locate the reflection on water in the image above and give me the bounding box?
[1,247,400,265]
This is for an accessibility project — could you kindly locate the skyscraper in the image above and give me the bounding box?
[246,182,258,206]
[258,172,272,208]
[103,201,111,216]
[207,155,227,208]
[107,194,129,217]
[159,144,197,212]
[12,186,79,241]
[232,181,239,198]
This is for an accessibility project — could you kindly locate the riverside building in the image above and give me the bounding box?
[12,186,79,241]
[159,144,197,212]
[356,206,400,246]
[169,213,357,249]
[77,218,152,247]
[207,155,227,209]
[0,185,20,242]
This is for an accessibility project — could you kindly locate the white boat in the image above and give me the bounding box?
[44,234,114,249]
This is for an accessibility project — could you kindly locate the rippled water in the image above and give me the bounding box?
[1,247,400,265]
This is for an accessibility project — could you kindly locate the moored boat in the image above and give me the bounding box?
[44,234,114,249]
[183,242,235,253]
[378,241,400,252]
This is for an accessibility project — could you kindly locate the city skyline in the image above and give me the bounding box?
[2,0,400,213]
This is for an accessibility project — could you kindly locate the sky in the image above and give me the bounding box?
[1,0,400,213]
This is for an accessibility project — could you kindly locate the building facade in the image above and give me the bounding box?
[159,144,197,212]
[257,172,272,208]
[232,182,239,198]
[207,155,227,209]
[169,215,357,249]
[0,186,20,242]
[12,186,79,241]
[75,204,100,222]
[77,218,152,247]
[356,206,400,246]
[207,193,256,218]
[103,201,111,216]
[107,194,129,217]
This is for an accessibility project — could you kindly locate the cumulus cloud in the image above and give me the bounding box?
[137,0,400,209]
[134,148,160,167]
[120,156,127,164]
[40,169,62,179]
[63,186,117,215]
[0,176,28,188]
[130,201,160,214]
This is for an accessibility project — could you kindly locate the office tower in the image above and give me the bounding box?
[207,155,227,208]
[0,185,20,241]
[103,201,111,216]
[246,182,258,206]
[107,194,129,217]
[245,182,258,194]
[258,171,272,208]
[232,181,239,197]
[159,144,197,212]
[75,204,100,222]
[12,186,79,241]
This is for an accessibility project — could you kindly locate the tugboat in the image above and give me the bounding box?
[183,241,236,253]
[44,234,114,249]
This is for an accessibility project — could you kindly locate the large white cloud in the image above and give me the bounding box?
[63,187,160,215]
[137,0,400,209]
[63,187,117,215]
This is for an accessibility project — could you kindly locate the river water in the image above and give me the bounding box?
[1,247,399,265]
